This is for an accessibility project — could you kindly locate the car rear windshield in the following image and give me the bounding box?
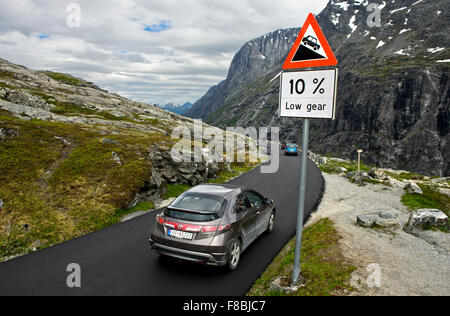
[287,144,297,148]
[165,193,227,222]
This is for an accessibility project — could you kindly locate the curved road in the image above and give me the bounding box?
[0,153,323,296]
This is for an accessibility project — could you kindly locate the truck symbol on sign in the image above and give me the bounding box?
[302,35,320,51]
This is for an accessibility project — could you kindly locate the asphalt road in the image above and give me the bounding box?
[0,153,324,296]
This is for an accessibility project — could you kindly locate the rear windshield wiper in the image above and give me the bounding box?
[166,206,218,215]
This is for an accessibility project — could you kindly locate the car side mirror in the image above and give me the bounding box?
[265,198,273,205]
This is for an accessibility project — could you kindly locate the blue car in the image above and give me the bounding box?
[285,143,299,155]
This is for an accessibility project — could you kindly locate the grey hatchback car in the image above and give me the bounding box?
[149,184,276,270]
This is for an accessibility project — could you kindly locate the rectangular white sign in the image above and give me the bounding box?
[279,69,338,119]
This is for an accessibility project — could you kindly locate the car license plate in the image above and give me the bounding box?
[168,230,193,240]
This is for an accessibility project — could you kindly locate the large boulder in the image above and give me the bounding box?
[150,168,163,188]
[404,209,448,232]
[437,188,450,197]
[404,182,423,195]
[207,162,220,178]
[179,172,194,182]
[270,276,304,294]
[5,90,53,111]
[160,168,177,182]
[319,157,327,165]
[335,166,348,173]
[368,167,386,180]
[307,151,319,164]
[193,174,205,184]
[350,172,370,186]
[148,147,164,163]
[127,193,141,209]
[385,177,406,189]
[357,211,400,229]
[178,165,197,175]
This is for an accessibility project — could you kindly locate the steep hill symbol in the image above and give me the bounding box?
[292,35,326,61]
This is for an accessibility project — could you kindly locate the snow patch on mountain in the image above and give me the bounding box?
[332,1,351,11]
[390,6,407,14]
[427,47,445,54]
[376,41,386,49]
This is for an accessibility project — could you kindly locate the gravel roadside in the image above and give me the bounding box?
[306,173,449,296]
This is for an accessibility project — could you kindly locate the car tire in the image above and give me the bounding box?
[266,210,275,233]
[226,239,241,271]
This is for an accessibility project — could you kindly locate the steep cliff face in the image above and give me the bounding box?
[187,0,450,176]
[186,28,300,119]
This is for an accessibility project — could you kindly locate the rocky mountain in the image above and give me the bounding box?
[0,57,256,260]
[158,102,193,115]
[186,0,450,176]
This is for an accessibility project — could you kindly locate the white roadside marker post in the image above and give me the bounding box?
[357,149,363,174]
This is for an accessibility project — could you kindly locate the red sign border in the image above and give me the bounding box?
[283,13,338,70]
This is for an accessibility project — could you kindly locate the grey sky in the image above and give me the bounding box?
[0,0,328,104]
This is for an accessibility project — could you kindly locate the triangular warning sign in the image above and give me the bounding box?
[283,13,338,70]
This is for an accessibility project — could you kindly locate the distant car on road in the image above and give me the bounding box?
[285,143,299,155]
[302,35,320,51]
[149,184,276,271]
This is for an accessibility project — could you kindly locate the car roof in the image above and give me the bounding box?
[185,184,247,198]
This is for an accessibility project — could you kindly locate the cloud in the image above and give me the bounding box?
[0,0,328,104]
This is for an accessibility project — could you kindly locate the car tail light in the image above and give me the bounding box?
[218,224,231,231]
[201,225,218,232]
[156,215,164,225]
[201,224,231,232]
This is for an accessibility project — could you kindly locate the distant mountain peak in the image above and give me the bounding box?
[157,101,193,115]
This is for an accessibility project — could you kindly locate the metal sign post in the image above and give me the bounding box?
[279,12,338,287]
[292,118,309,285]
[279,69,337,286]
[279,69,337,287]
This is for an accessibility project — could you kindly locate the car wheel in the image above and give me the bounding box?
[266,211,275,233]
[227,239,241,271]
